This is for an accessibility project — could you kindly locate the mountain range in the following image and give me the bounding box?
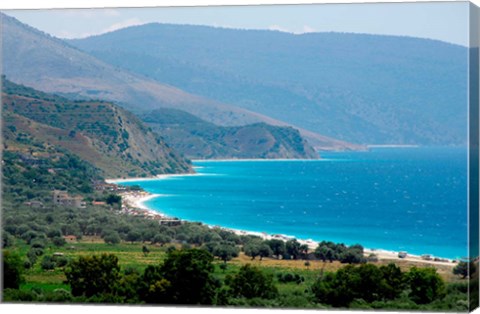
[69,23,468,146]
[0,13,358,152]
[1,13,469,152]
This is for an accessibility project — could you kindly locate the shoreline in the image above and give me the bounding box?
[192,158,320,162]
[111,174,457,267]
[118,190,167,218]
[105,173,199,184]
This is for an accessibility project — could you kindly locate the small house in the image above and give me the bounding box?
[53,190,86,209]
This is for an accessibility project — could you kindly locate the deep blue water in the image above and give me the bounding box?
[120,147,468,259]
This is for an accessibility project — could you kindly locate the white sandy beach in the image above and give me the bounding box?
[117,190,172,221]
[192,158,318,162]
[105,173,199,184]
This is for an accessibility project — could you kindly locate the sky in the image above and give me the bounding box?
[2,1,470,46]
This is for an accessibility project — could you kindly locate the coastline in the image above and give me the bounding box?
[110,174,456,267]
[118,190,167,219]
[192,158,319,162]
[105,173,199,184]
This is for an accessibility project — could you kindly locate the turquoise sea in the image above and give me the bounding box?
[120,147,468,259]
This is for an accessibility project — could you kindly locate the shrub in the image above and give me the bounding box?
[41,255,56,270]
[277,272,304,284]
[227,264,278,299]
[2,250,24,289]
[406,267,445,304]
[31,239,46,249]
[104,232,121,245]
[152,234,171,245]
[52,236,66,247]
[27,247,44,264]
[65,254,121,297]
[53,255,69,268]
[453,261,476,279]
[2,232,14,248]
[311,264,404,307]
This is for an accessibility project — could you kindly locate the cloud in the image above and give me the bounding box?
[100,18,145,34]
[268,24,317,35]
[268,24,290,33]
[57,18,145,39]
[103,9,121,17]
[302,25,316,33]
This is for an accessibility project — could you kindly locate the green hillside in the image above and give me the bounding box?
[142,108,319,159]
[2,79,192,178]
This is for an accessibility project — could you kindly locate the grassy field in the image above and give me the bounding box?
[12,236,461,297]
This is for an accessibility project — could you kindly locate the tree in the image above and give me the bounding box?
[258,243,273,261]
[339,245,365,264]
[286,239,301,260]
[353,263,385,302]
[138,265,171,303]
[266,239,285,259]
[406,267,445,304]
[159,248,218,304]
[116,267,142,303]
[41,255,56,270]
[142,245,150,257]
[226,264,278,299]
[312,263,406,307]
[379,263,405,300]
[152,234,171,246]
[244,241,262,260]
[2,232,14,248]
[213,242,240,264]
[453,261,476,279]
[104,231,121,245]
[106,194,122,207]
[126,231,141,243]
[64,254,121,297]
[52,236,67,247]
[299,244,309,260]
[315,244,334,262]
[2,250,24,289]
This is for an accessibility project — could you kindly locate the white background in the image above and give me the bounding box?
[1,0,479,314]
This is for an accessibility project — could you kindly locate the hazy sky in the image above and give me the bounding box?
[3,1,470,46]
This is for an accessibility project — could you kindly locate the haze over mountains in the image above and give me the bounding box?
[69,23,468,146]
[1,13,357,152]
[1,13,469,150]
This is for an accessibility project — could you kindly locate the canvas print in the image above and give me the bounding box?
[1,1,479,311]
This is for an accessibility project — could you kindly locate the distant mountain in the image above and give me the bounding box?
[2,79,192,178]
[69,23,468,146]
[0,13,359,152]
[141,108,318,159]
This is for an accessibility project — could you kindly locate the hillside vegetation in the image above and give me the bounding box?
[0,13,364,151]
[142,108,318,159]
[70,23,468,145]
[2,79,192,178]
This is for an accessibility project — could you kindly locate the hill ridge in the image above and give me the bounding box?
[141,108,319,160]
[2,79,193,177]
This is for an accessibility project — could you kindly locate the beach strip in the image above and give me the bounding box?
[106,173,200,184]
